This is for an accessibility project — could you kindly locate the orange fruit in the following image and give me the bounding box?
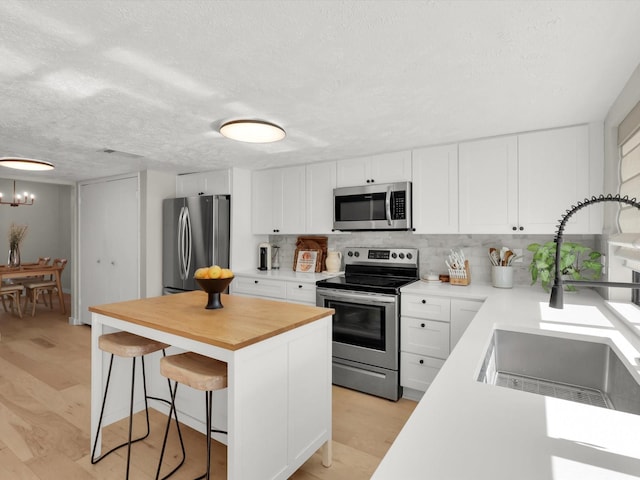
[220,268,233,279]
[208,265,222,279]
[194,267,209,279]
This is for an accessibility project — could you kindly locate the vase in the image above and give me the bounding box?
[7,244,20,267]
[325,251,342,273]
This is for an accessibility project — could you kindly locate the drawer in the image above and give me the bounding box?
[286,281,316,305]
[400,352,445,392]
[401,317,450,359]
[231,276,286,299]
[401,294,450,321]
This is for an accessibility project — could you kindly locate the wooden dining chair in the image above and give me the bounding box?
[0,284,24,318]
[23,258,67,316]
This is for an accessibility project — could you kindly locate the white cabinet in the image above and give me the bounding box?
[336,151,412,187]
[412,144,459,233]
[459,136,519,233]
[305,162,336,234]
[176,169,230,197]
[518,125,589,234]
[459,125,591,234]
[401,293,483,399]
[450,298,483,351]
[231,274,317,306]
[252,166,306,234]
[79,176,139,325]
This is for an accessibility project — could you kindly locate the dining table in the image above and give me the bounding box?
[0,263,66,314]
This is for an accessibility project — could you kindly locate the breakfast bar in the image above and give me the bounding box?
[89,291,334,479]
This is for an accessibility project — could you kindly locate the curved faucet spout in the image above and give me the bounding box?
[550,194,640,309]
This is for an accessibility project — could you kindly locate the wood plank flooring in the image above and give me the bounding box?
[0,297,416,479]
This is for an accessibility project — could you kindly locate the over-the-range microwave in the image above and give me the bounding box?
[333,181,412,231]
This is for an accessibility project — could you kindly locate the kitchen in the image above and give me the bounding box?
[2,1,640,479]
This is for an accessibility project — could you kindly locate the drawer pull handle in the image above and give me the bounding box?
[419,359,424,365]
[420,323,425,328]
[421,299,426,304]
[298,284,303,288]
[254,280,258,284]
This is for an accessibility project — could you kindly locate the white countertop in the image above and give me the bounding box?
[374,284,640,480]
[233,268,342,283]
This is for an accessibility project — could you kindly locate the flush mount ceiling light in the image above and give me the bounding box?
[0,157,55,171]
[219,120,286,143]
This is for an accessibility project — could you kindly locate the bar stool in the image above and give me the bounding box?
[156,352,227,480]
[91,332,185,479]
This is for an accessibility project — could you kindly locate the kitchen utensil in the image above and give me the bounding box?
[489,249,500,266]
[502,250,513,266]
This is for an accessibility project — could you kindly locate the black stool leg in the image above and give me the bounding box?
[156,380,187,480]
[91,353,115,464]
[194,390,213,480]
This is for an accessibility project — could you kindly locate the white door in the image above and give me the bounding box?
[458,136,518,233]
[412,145,459,233]
[518,125,589,234]
[79,176,139,324]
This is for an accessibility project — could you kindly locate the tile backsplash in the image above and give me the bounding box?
[269,232,599,287]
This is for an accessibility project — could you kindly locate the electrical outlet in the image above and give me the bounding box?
[513,248,523,263]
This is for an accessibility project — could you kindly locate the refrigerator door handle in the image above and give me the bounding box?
[183,206,192,278]
[177,206,186,280]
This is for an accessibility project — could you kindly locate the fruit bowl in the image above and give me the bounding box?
[195,277,234,309]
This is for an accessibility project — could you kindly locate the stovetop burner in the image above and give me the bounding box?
[316,247,419,294]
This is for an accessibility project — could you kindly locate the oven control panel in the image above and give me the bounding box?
[345,247,418,266]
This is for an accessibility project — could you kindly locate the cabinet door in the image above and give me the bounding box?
[368,151,412,185]
[279,166,306,234]
[401,317,450,359]
[518,125,589,234]
[285,281,316,305]
[176,172,207,197]
[459,136,518,233]
[401,294,450,321]
[412,145,458,233]
[251,169,277,234]
[450,298,483,352]
[336,157,370,187]
[306,162,336,234]
[400,352,445,392]
[232,276,286,299]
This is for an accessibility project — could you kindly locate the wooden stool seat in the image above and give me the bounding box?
[99,331,169,358]
[160,352,227,392]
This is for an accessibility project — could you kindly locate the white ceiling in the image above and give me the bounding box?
[2,0,640,184]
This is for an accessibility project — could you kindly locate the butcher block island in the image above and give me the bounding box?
[89,291,334,479]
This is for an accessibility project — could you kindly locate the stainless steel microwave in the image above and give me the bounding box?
[333,181,412,231]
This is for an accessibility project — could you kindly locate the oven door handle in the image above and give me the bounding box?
[319,289,397,304]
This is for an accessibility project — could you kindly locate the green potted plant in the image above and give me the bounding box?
[527,241,603,292]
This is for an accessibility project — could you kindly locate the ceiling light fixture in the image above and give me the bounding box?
[0,157,55,171]
[219,119,286,143]
[0,180,35,207]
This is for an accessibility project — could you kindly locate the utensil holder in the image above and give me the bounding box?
[491,266,514,288]
[450,260,470,286]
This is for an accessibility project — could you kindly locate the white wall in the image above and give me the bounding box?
[0,178,72,290]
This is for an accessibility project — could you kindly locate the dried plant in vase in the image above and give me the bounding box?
[7,222,27,267]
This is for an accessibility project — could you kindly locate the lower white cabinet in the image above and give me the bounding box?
[400,353,446,392]
[401,293,483,399]
[231,274,316,306]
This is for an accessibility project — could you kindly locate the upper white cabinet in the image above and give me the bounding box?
[458,125,592,234]
[336,151,412,187]
[252,166,306,234]
[412,144,459,233]
[306,162,336,234]
[518,126,589,234]
[459,136,519,233]
[176,169,230,197]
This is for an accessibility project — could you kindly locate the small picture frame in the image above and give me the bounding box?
[294,250,319,273]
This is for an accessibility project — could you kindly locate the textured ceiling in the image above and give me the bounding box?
[1,0,640,184]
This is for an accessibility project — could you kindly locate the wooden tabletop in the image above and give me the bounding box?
[89,291,334,351]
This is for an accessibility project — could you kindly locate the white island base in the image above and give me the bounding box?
[90,292,333,479]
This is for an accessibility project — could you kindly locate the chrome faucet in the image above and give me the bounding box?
[549,194,640,309]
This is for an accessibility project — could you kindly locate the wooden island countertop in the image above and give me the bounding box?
[89,290,334,351]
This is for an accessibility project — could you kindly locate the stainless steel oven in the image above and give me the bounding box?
[316,247,419,401]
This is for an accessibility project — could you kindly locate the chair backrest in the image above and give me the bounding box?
[38,257,51,265]
[52,258,68,272]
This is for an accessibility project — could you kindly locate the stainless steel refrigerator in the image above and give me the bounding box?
[162,195,230,294]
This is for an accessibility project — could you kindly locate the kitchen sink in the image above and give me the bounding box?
[477,329,640,414]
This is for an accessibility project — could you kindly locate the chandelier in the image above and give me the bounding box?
[0,180,35,207]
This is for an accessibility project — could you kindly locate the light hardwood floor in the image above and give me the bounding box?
[0,296,417,479]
